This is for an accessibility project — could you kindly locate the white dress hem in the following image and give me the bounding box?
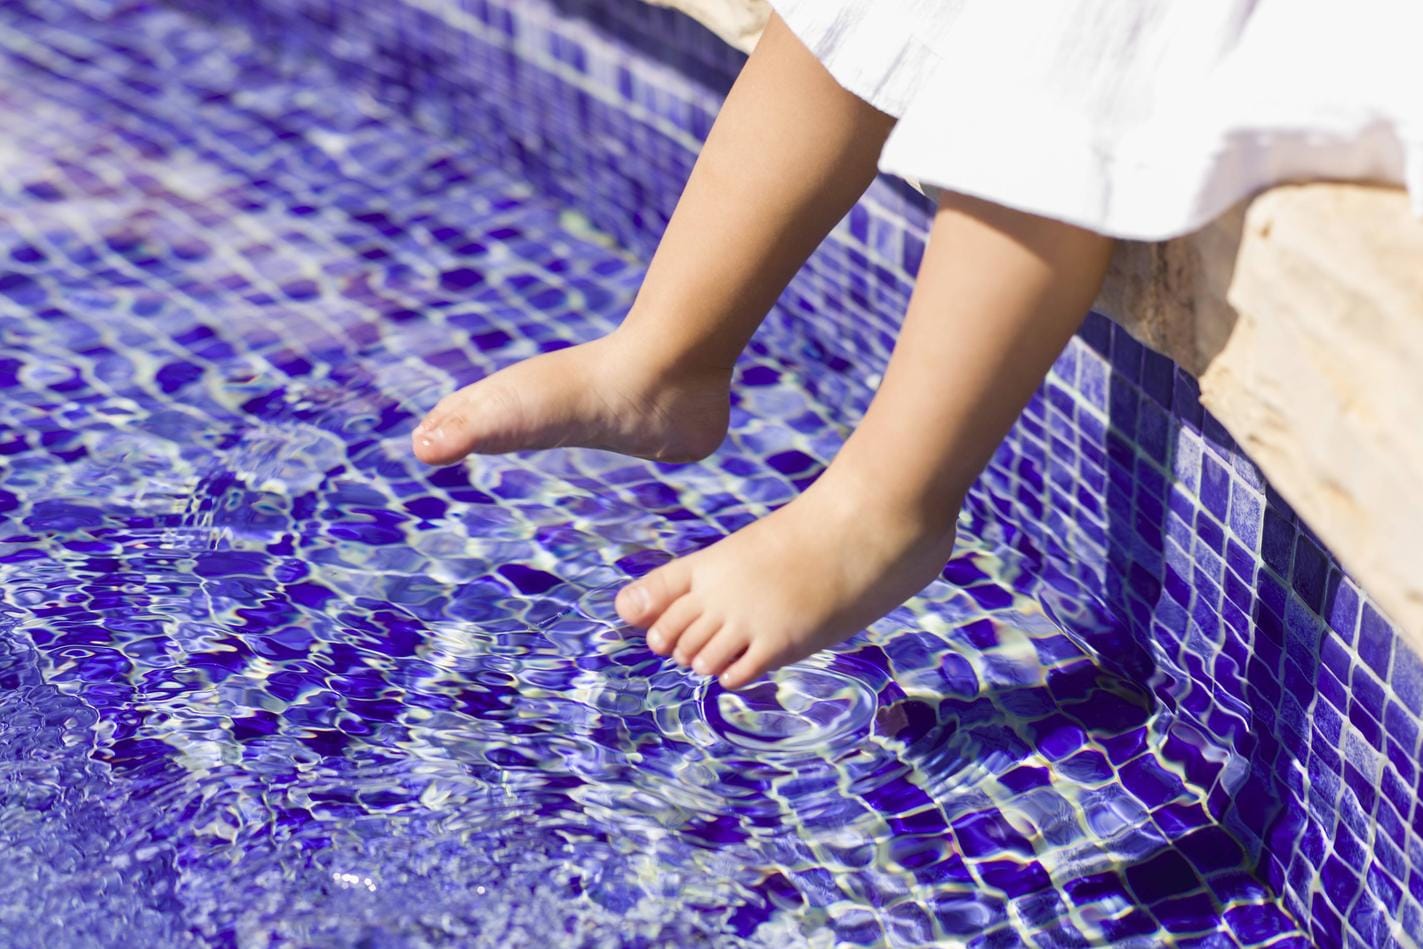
[769,0,1423,241]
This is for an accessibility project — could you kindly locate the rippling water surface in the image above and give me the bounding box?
[0,2,1307,946]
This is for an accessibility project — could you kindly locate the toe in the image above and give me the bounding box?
[412,398,449,453]
[414,373,541,464]
[413,408,442,437]
[412,391,476,465]
[616,561,690,628]
[415,390,458,434]
[672,614,721,667]
[717,643,773,691]
[644,594,702,656]
[691,626,750,679]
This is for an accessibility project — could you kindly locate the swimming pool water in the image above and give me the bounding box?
[0,2,1309,945]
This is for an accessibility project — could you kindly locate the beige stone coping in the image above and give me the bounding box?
[1103,186,1423,649]
[645,0,1423,649]
[645,0,768,49]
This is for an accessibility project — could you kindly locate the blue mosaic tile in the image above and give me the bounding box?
[1359,602,1397,680]
[0,0,1419,945]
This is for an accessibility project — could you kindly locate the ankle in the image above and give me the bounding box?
[601,324,736,389]
[806,462,963,544]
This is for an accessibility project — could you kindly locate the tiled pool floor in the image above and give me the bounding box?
[0,1,1307,946]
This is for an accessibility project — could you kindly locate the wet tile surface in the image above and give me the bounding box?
[0,1,1319,946]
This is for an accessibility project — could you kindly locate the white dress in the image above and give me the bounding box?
[770,0,1423,240]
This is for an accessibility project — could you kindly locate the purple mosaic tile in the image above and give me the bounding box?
[0,0,1418,945]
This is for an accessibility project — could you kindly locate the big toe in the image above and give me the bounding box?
[412,379,529,464]
[616,562,690,628]
[412,401,474,465]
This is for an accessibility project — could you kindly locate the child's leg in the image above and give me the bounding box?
[412,14,894,465]
[617,191,1114,689]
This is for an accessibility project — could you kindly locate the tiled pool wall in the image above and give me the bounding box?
[178,0,1423,943]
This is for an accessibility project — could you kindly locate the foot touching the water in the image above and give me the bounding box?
[411,332,732,465]
[614,468,959,690]
[608,189,1115,690]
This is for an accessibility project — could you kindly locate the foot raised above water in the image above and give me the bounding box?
[411,334,732,466]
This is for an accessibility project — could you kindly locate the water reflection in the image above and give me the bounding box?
[0,2,1301,945]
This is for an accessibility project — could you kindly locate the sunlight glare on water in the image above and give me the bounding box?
[0,2,1303,946]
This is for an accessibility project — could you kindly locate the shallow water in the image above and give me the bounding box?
[0,2,1306,946]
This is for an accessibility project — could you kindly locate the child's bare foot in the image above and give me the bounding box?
[411,333,731,465]
[613,191,1112,689]
[614,469,959,690]
[410,15,892,469]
